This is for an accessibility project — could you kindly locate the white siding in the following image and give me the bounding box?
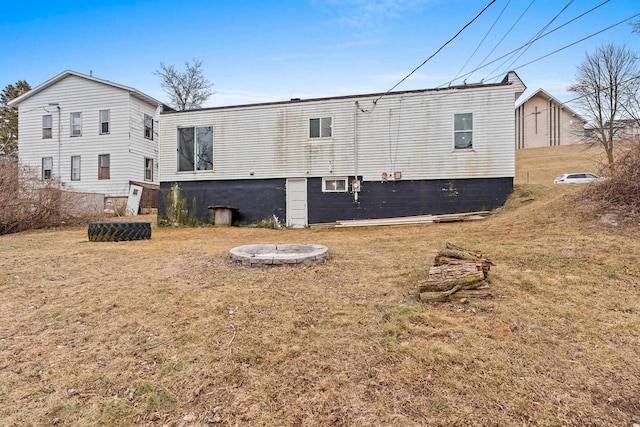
[159,76,523,183]
[17,75,160,197]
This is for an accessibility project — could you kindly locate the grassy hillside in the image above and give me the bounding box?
[0,144,638,426]
[515,143,607,185]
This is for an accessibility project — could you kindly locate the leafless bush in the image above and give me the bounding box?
[583,145,640,219]
[0,158,99,235]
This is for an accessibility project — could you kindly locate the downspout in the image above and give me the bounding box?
[354,101,359,202]
[49,103,61,177]
[57,105,61,176]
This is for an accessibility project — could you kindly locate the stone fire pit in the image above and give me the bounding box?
[229,243,329,266]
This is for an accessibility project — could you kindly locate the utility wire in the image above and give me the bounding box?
[483,0,575,81]
[462,0,537,84]
[438,0,617,89]
[484,11,640,82]
[452,0,512,83]
[372,0,497,105]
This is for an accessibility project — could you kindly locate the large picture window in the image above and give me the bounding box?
[310,117,332,138]
[454,113,473,149]
[178,126,213,171]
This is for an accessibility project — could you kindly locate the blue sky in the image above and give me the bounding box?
[1,0,638,108]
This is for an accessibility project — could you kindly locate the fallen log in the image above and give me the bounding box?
[417,278,485,293]
[418,263,485,292]
[419,287,491,303]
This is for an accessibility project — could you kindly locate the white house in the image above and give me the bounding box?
[515,88,586,149]
[8,70,170,209]
[158,72,526,227]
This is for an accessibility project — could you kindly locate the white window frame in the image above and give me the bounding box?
[99,110,110,135]
[322,177,348,193]
[42,115,52,139]
[98,154,110,180]
[454,113,473,150]
[71,156,81,181]
[177,126,214,172]
[42,157,53,180]
[144,114,153,140]
[144,157,153,181]
[70,112,82,137]
[309,117,333,139]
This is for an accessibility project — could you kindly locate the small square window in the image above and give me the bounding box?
[310,117,332,138]
[99,110,110,134]
[322,177,347,192]
[42,115,52,139]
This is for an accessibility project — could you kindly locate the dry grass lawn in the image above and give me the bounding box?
[1,145,639,426]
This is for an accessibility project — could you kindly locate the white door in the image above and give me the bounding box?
[286,178,307,228]
[125,184,143,216]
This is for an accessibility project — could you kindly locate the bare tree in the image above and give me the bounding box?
[569,43,639,166]
[155,59,213,110]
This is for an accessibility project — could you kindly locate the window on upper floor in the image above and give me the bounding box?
[42,115,52,139]
[42,157,53,180]
[71,156,81,181]
[310,117,332,139]
[99,110,110,134]
[98,154,110,180]
[71,112,82,136]
[144,114,153,140]
[144,157,153,181]
[454,113,473,149]
[322,177,348,193]
[178,126,213,171]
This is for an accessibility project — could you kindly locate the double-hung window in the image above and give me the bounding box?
[42,115,52,139]
[454,113,473,149]
[99,110,110,134]
[144,114,153,140]
[310,117,332,139]
[42,157,53,180]
[71,156,81,181]
[144,157,153,181]
[178,126,213,171]
[98,154,110,180]
[71,112,82,136]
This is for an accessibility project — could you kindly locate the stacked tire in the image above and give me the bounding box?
[88,222,151,242]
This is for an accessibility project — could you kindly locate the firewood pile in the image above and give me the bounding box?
[418,243,494,302]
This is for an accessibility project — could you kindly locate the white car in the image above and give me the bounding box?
[553,173,602,184]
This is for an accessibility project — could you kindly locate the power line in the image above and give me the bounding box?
[483,0,575,82]
[484,11,640,82]
[371,0,497,106]
[462,0,537,84]
[439,0,617,89]
[452,0,512,83]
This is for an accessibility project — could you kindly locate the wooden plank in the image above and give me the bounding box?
[333,211,489,228]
